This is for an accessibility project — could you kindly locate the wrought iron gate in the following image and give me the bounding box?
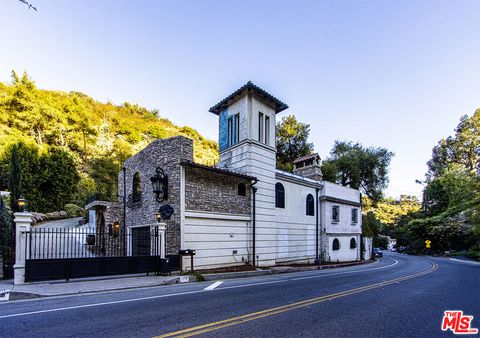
[24,227,170,282]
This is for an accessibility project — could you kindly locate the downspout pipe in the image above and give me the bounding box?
[315,187,320,265]
[250,178,258,267]
[317,183,324,264]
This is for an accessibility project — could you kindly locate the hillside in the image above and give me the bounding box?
[0,71,218,206]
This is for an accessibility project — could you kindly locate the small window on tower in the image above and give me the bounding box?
[258,112,264,143]
[265,115,270,145]
[234,113,240,144]
[228,117,233,146]
[228,114,240,146]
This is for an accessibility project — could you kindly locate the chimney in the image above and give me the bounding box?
[293,153,323,181]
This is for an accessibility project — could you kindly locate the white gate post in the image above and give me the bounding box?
[13,212,33,285]
[157,223,166,258]
[154,223,167,258]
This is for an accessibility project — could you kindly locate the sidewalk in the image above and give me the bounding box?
[0,259,374,300]
[0,274,195,300]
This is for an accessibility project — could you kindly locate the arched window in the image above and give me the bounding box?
[333,238,340,251]
[133,172,142,202]
[238,183,246,196]
[275,183,285,208]
[350,238,357,249]
[306,194,314,216]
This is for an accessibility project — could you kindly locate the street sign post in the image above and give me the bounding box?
[425,240,431,249]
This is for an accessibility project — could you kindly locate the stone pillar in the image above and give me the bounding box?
[13,212,33,285]
[156,223,166,258]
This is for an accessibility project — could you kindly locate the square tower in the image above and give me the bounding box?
[209,81,288,266]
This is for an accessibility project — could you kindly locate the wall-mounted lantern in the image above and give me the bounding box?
[17,196,26,212]
[150,167,168,203]
[155,210,162,223]
[113,221,120,237]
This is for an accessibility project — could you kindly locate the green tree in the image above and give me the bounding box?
[424,165,479,216]
[397,110,480,256]
[322,141,394,201]
[4,142,42,212]
[89,156,120,197]
[8,145,23,212]
[362,211,380,238]
[276,115,314,172]
[363,195,421,236]
[1,142,80,212]
[38,148,80,212]
[0,70,218,208]
[427,110,479,179]
[362,211,389,248]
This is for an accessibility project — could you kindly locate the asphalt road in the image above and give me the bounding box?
[0,253,478,338]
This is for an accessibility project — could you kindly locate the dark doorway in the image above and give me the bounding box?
[132,226,151,256]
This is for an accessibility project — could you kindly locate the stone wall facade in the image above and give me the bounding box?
[293,165,323,181]
[81,201,126,256]
[184,166,251,215]
[118,136,193,255]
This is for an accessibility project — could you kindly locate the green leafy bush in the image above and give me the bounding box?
[184,270,205,281]
[64,203,85,218]
[467,245,480,260]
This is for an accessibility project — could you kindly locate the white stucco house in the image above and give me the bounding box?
[210,81,364,266]
[87,81,370,271]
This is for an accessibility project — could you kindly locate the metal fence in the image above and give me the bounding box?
[26,227,161,260]
[24,226,170,282]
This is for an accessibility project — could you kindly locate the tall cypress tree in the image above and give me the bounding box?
[9,145,23,212]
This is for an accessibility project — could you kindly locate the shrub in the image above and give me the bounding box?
[64,203,85,218]
[467,245,480,261]
[184,270,205,281]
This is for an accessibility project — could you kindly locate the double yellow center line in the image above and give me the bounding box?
[157,263,438,338]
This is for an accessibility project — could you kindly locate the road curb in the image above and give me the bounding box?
[3,261,376,300]
[202,259,376,281]
[3,275,196,300]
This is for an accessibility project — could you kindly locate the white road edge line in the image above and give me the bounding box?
[204,281,224,291]
[0,258,400,320]
[448,258,480,265]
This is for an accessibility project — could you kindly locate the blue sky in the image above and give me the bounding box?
[1,0,479,199]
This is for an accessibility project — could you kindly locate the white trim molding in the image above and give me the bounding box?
[185,210,251,221]
[126,223,166,258]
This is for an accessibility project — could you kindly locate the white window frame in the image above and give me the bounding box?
[332,205,340,223]
[228,117,233,146]
[234,113,240,144]
[351,208,358,224]
[265,115,270,145]
[258,112,264,143]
